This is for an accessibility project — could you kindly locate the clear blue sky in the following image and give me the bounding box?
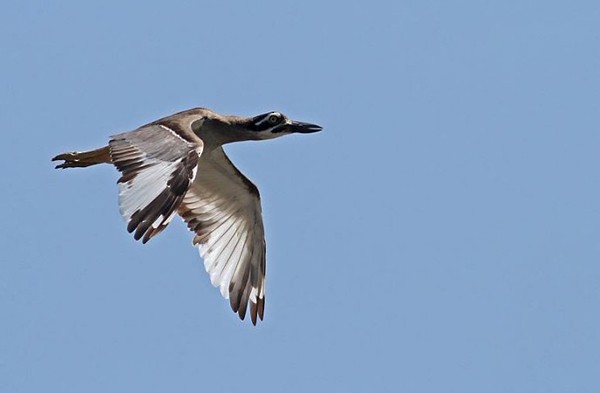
[1,1,599,392]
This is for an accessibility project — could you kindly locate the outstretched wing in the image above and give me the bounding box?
[109,124,203,243]
[178,147,266,325]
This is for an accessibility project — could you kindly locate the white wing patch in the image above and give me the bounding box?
[118,159,183,227]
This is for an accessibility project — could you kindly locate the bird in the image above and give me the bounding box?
[52,107,322,325]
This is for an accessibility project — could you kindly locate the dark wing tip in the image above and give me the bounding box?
[258,298,265,321]
[251,303,258,325]
[231,291,264,325]
[250,299,264,326]
[238,304,247,321]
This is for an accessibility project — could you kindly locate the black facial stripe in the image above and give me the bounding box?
[250,112,283,131]
[271,124,287,133]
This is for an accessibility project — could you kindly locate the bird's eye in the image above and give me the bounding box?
[268,114,280,124]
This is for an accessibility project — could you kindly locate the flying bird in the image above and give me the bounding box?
[52,107,322,325]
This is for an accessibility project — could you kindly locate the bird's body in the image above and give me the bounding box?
[53,107,322,324]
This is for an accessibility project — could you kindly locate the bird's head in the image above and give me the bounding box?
[187,108,322,146]
[245,111,323,140]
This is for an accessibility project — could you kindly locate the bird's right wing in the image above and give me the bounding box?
[109,124,203,243]
[178,148,266,324]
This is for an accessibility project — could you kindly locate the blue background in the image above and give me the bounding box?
[2,1,599,392]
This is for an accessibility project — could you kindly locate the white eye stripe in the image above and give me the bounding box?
[254,112,282,126]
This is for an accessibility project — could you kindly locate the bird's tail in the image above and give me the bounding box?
[52,146,112,169]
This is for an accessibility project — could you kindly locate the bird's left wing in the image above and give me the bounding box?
[178,147,266,324]
[109,124,203,243]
